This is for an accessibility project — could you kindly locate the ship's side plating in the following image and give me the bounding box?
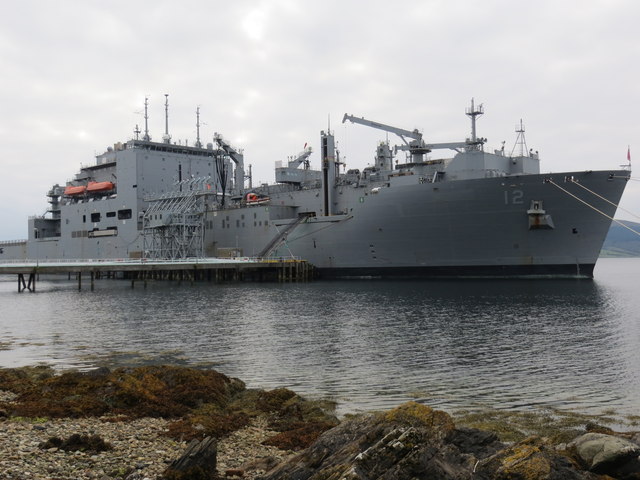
[207,170,626,278]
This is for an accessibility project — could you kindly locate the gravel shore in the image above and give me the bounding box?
[0,408,292,479]
[0,366,328,479]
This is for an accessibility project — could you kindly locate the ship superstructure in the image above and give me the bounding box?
[1,98,630,278]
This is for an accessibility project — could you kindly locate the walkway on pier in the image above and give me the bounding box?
[0,257,314,292]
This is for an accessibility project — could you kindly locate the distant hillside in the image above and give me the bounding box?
[600,220,640,257]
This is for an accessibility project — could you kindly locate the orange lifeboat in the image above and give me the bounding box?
[64,185,86,196]
[246,192,270,205]
[86,181,115,193]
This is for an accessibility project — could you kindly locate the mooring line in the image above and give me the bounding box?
[569,179,640,221]
[546,179,640,237]
[611,176,640,181]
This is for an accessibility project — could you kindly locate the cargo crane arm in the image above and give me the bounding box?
[214,133,245,191]
[288,146,313,169]
[214,133,243,164]
[342,114,424,149]
[343,114,485,155]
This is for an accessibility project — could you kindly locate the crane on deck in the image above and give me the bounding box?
[342,111,485,163]
[213,133,245,192]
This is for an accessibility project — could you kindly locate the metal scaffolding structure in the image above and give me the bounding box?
[142,177,213,259]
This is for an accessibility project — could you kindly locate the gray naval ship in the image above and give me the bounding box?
[0,97,630,278]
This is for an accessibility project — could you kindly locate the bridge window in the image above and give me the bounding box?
[118,209,132,220]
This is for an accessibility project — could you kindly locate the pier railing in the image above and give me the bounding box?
[0,256,314,292]
[0,256,303,266]
[0,239,27,246]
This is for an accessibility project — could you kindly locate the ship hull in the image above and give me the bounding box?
[318,263,596,279]
[253,169,627,279]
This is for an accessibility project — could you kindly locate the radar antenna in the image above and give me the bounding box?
[510,119,528,157]
[134,124,141,140]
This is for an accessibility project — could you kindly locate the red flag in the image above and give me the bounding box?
[628,146,631,162]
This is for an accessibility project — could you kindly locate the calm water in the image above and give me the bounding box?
[1,258,639,417]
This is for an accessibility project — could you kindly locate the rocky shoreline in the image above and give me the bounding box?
[1,365,639,479]
[0,414,291,479]
[0,365,334,479]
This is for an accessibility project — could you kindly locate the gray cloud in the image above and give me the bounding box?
[1,0,638,239]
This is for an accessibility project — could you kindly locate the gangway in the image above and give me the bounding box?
[258,213,313,258]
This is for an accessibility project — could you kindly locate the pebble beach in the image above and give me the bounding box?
[0,386,294,480]
[0,412,291,479]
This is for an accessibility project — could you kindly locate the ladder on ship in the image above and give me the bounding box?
[258,213,313,258]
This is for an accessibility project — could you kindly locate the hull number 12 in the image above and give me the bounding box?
[504,189,524,205]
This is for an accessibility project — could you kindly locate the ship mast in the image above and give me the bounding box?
[195,106,202,148]
[163,94,171,144]
[510,119,528,157]
[465,98,484,144]
[143,97,151,141]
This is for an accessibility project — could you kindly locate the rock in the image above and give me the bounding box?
[261,402,606,480]
[571,432,640,470]
[476,435,595,480]
[225,468,244,477]
[585,422,616,435]
[164,436,218,480]
[124,473,145,480]
[448,426,503,458]
[260,401,499,480]
[261,421,337,451]
[570,432,640,476]
[39,433,112,453]
[240,456,280,473]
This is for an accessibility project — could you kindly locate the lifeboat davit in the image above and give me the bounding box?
[64,185,86,196]
[87,181,115,193]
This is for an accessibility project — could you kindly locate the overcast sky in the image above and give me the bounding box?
[1,0,639,240]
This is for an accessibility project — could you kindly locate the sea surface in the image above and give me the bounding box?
[1,258,639,417]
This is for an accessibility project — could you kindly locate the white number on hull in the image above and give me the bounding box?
[504,189,524,205]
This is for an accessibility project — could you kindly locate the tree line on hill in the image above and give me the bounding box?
[601,220,640,257]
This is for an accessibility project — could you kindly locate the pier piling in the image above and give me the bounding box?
[4,258,315,292]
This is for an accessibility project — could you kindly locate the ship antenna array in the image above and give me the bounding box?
[195,106,202,148]
[163,94,171,144]
[143,97,151,141]
[465,98,484,143]
[510,119,528,157]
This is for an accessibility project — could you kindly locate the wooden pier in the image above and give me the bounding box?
[0,257,315,292]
